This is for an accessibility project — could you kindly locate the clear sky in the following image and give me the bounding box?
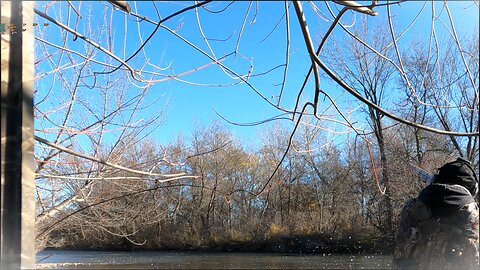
[33,1,479,150]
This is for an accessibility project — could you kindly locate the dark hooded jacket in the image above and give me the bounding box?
[393,158,479,270]
[419,183,475,217]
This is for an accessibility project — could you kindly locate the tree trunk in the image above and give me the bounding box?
[371,109,393,235]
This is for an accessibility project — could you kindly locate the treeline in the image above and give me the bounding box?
[37,121,462,252]
[34,16,478,253]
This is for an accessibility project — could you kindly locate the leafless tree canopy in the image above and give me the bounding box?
[31,1,478,250]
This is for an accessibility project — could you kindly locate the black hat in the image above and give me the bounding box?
[434,157,478,197]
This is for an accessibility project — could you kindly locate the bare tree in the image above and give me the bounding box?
[31,0,478,251]
[400,34,479,165]
[322,17,396,235]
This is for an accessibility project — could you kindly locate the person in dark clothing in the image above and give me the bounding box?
[393,157,479,270]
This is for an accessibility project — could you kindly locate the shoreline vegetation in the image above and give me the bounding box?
[43,233,395,255]
[37,124,416,257]
[37,124,425,256]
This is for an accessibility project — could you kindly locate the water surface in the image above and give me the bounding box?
[37,250,392,269]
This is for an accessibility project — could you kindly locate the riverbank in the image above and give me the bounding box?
[207,234,395,255]
[43,233,395,255]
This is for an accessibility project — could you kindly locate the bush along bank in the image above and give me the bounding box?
[44,230,396,255]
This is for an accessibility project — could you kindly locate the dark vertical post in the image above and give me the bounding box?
[1,1,35,269]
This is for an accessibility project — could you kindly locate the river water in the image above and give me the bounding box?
[36,250,392,269]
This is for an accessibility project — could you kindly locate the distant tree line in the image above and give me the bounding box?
[36,117,471,251]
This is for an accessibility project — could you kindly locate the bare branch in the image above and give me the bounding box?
[34,135,188,178]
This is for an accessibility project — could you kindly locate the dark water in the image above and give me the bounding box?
[36,250,392,269]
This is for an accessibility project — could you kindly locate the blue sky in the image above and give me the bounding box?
[33,1,479,151]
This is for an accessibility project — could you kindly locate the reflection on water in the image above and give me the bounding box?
[36,250,392,269]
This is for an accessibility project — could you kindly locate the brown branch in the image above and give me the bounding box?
[34,135,188,178]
